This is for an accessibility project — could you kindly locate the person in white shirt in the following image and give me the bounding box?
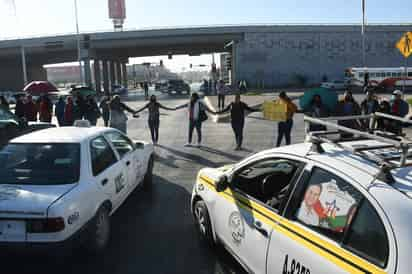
[297,184,322,226]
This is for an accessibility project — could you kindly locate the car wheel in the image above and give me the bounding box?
[143,156,154,190]
[193,200,214,246]
[86,206,111,253]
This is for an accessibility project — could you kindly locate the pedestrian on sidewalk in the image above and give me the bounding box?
[304,94,329,132]
[216,94,260,150]
[336,91,361,137]
[109,95,137,134]
[276,91,298,147]
[14,96,26,119]
[24,95,38,122]
[217,80,227,110]
[84,96,101,126]
[39,95,53,123]
[134,95,176,145]
[360,90,379,130]
[389,90,409,135]
[176,92,216,147]
[99,96,110,127]
[64,96,75,126]
[143,82,149,100]
[55,97,66,126]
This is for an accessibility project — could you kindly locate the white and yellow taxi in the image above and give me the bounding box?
[191,136,412,274]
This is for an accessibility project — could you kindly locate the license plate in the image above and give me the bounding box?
[0,220,26,242]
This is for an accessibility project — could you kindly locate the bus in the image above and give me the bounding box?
[345,67,412,91]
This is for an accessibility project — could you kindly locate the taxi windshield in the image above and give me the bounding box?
[0,143,80,185]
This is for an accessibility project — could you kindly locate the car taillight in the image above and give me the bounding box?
[27,217,65,233]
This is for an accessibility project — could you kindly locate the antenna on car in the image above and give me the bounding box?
[304,113,412,184]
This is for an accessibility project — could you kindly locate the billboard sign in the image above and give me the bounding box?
[108,0,126,19]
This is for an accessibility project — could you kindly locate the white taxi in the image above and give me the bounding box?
[0,126,154,252]
[191,115,412,274]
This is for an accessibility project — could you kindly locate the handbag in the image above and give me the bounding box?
[199,109,208,122]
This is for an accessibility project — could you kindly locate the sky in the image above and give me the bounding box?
[1,0,411,71]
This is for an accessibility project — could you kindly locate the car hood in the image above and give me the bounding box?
[0,183,77,217]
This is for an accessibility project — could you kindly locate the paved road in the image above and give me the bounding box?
[3,93,302,274]
[3,91,405,274]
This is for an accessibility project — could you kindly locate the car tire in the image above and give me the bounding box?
[86,206,111,253]
[193,200,214,246]
[143,156,154,190]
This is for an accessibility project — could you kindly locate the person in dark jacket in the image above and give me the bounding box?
[336,91,361,138]
[64,96,75,126]
[389,90,409,135]
[84,96,101,126]
[14,96,26,118]
[216,94,260,150]
[304,94,329,132]
[99,96,110,127]
[55,97,66,126]
[24,95,38,122]
[360,90,379,130]
[135,95,176,144]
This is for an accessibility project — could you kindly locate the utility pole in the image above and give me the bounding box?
[10,0,28,86]
[74,0,83,85]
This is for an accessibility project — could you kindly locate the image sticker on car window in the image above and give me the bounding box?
[296,170,361,233]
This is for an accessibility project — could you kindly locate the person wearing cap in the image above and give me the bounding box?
[389,90,409,134]
[276,91,298,147]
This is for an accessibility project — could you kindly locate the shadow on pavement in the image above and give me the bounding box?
[1,175,244,274]
[197,146,244,162]
[156,145,232,168]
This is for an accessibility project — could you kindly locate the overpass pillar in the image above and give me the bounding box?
[121,63,128,88]
[83,58,92,88]
[102,60,110,95]
[109,61,116,88]
[116,62,122,85]
[231,42,238,90]
[93,60,102,93]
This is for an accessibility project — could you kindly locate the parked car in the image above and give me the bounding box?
[0,106,55,147]
[320,80,347,90]
[112,85,128,95]
[167,80,191,95]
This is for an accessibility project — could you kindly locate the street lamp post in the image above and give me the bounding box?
[10,0,28,86]
[74,0,83,85]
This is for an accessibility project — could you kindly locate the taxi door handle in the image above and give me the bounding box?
[101,178,108,186]
[253,220,268,238]
[126,161,131,166]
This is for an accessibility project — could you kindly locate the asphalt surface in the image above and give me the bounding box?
[2,90,408,274]
[2,92,295,274]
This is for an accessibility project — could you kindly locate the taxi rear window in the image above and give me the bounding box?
[0,143,80,185]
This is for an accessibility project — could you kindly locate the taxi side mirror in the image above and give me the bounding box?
[215,175,229,192]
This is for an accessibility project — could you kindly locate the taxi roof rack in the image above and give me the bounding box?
[304,113,412,184]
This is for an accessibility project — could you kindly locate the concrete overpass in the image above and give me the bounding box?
[1,24,411,91]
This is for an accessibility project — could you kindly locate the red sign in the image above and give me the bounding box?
[108,0,126,19]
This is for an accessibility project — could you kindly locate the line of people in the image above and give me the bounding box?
[304,89,410,136]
